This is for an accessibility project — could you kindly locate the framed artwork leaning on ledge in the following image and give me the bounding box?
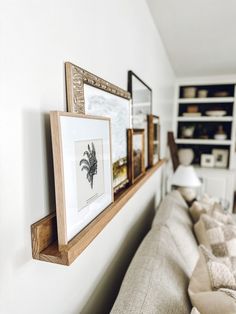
[50,111,113,249]
[65,62,131,193]
[127,128,145,184]
[148,114,160,167]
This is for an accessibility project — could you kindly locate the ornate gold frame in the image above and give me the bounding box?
[65,62,130,113]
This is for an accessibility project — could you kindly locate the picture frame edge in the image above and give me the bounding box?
[50,111,114,249]
[50,111,68,249]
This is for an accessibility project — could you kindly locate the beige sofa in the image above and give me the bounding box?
[111,190,199,314]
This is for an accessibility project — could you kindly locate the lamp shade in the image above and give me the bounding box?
[171,165,201,188]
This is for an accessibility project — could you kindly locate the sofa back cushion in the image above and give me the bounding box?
[111,224,192,314]
[153,190,199,275]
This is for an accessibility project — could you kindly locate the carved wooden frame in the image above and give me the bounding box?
[127,129,145,184]
[148,114,160,167]
[65,62,131,114]
[65,62,131,193]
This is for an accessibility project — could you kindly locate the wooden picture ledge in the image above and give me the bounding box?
[31,160,165,266]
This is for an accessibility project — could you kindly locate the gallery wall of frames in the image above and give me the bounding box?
[31,62,163,264]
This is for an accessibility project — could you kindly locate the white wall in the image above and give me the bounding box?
[0,1,175,313]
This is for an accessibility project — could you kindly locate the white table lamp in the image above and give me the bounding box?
[171,165,201,202]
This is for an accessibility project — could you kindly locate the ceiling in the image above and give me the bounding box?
[146,0,236,77]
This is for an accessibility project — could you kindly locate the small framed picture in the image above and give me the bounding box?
[50,111,113,249]
[212,149,229,168]
[200,154,215,168]
[148,114,160,167]
[127,129,145,184]
[128,71,152,169]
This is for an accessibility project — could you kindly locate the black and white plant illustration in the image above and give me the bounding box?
[79,142,98,189]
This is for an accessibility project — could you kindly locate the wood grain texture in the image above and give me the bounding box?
[50,111,68,249]
[31,160,165,266]
[31,212,57,259]
[127,129,145,184]
[167,131,180,171]
[148,114,154,167]
[148,114,160,167]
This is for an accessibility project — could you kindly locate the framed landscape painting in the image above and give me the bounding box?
[128,71,152,168]
[50,111,113,248]
[65,62,131,193]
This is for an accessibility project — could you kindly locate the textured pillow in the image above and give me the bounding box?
[194,217,211,249]
[189,201,211,223]
[200,193,218,206]
[189,198,229,224]
[191,307,201,314]
[189,193,219,223]
[194,214,236,273]
[188,246,236,314]
[210,204,235,225]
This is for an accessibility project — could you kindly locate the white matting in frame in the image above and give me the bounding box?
[84,84,131,189]
[50,112,113,247]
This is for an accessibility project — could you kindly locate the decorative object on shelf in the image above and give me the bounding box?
[178,148,194,166]
[50,111,113,248]
[128,71,152,169]
[127,129,145,184]
[197,89,208,98]
[197,124,209,139]
[214,125,227,140]
[213,91,229,97]
[147,114,160,167]
[183,87,197,98]
[171,165,201,202]
[65,62,131,193]
[200,154,215,168]
[212,149,229,168]
[167,132,180,171]
[187,105,199,113]
[183,112,202,117]
[205,110,227,117]
[181,125,195,138]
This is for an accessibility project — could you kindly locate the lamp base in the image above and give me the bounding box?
[178,187,197,203]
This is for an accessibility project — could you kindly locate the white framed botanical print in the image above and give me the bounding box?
[50,111,113,248]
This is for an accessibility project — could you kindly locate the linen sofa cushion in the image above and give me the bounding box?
[152,190,199,275]
[152,190,188,226]
[111,224,192,314]
[188,246,236,314]
[191,308,201,314]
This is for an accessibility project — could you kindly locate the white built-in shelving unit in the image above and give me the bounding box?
[173,77,236,211]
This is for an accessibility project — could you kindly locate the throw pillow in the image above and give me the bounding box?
[210,203,235,225]
[188,246,236,314]
[194,213,236,273]
[191,307,200,314]
[189,201,211,223]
